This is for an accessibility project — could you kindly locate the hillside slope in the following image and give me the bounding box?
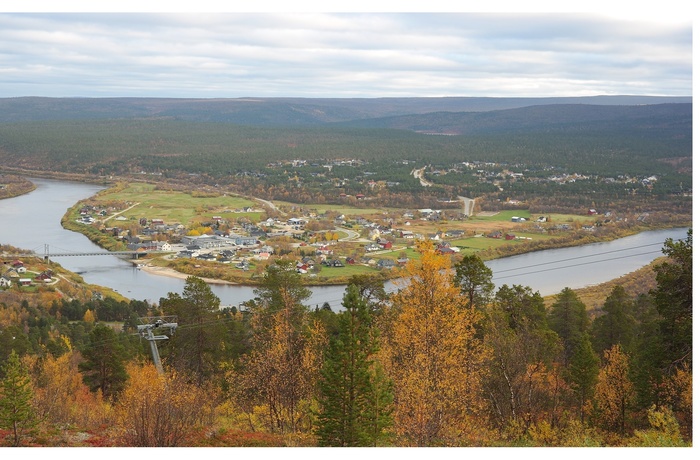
[0,95,691,125]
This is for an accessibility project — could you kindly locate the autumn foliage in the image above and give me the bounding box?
[0,232,693,447]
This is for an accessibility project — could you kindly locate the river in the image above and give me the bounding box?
[0,177,689,311]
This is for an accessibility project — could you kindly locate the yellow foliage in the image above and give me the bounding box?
[82,309,96,323]
[592,345,635,434]
[381,239,489,446]
[114,362,215,447]
[31,351,112,431]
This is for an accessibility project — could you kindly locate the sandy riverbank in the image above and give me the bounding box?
[137,263,239,285]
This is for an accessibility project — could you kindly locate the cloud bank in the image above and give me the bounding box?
[0,12,691,98]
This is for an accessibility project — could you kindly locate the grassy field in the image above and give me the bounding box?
[99,183,259,224]
[272,200,405,216]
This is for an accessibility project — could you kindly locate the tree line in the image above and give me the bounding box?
[0,231,692,446]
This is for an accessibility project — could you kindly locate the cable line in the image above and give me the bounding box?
[490,241,666,274]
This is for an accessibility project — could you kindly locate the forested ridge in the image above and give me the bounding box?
[0,98,691,219]
[0,232,692,447]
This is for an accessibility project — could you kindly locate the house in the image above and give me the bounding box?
[0,275,11,288]
[505,233,516,240]
[36,271,53,282]
[399,230,414,239]
[234,236,258,246]
[444,229,465,238]
[287,217,307,227]
[19,278,32,286]
[365,243,381,252]
[487,231,503,239]
[437,246,457,255]
[377,239,393,249]
[236,260,250,270]
[511,216,526,222]
[157,242,172,252]
[322,259,344,268]
[376,259,396,269]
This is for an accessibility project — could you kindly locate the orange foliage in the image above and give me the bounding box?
[31,351,112,431]
[380,239,489,446]
[114,362,215,447]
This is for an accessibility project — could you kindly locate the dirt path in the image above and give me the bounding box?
[102,202,141,222]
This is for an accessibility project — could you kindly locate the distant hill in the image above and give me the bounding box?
[334,103,693,136]
[0,95,691,126]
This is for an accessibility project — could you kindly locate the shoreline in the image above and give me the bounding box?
[136,262,239,286]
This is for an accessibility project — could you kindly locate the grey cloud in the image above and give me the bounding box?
[0,12,691,98]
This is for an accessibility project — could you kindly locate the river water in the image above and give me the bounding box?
[0,177,688,310]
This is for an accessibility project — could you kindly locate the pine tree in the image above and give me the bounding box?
[651,230,692,370]
[567,333,599,423]
[160,276,224,385]
[453,253,495,310]
[0,350,36,446]
[78,323,128,400]
[315,284,393,446]
[590,285,635,354]
[548,287,590,366]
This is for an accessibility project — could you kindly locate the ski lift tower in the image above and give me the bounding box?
[137,316,178,375]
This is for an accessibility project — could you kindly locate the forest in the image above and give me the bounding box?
[0,231,692,447]
[0,98,692,217]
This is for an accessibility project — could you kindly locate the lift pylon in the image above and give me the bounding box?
[136,316,177,375]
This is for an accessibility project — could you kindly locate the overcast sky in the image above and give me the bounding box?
[0,3,693,98]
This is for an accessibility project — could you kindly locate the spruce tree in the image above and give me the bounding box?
[590,285,635,354]
[567,333,599,423]
[0,350,35,446]
[315,284,393,446]
[548,287,590,366]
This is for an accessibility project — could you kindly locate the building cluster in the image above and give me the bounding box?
[0,259,53,289]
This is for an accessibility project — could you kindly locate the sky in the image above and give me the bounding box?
[0,1,693,99]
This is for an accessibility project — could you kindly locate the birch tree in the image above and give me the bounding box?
[381,239,488,446]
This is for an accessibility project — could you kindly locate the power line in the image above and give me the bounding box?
[490,241,665,275]
[491,249,662,281]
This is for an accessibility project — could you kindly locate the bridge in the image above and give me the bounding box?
[3,244,168,261]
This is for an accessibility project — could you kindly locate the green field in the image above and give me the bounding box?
[273,200,405,216]
[100,183,259,224]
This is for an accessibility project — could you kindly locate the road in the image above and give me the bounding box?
[412,167,433,187]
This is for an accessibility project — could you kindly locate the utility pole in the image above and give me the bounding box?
[137,316,177,375]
